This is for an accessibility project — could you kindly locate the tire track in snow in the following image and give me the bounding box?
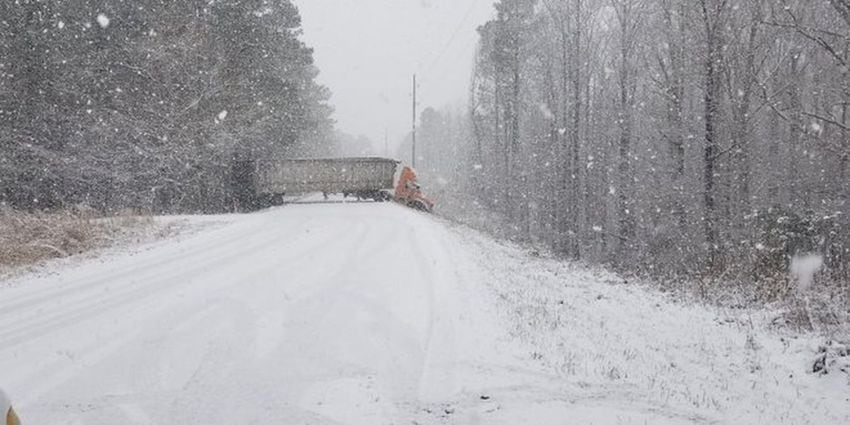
[0,215,346,349]
[1,203,533,424]
[5,220,358,410]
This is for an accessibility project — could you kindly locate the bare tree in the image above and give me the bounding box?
[454,0,849,299]
[611,0,645,258]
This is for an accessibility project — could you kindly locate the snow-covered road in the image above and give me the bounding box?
[0,201,846,424]
[0,202,502,424]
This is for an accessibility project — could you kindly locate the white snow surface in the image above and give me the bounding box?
[0,201,846,424]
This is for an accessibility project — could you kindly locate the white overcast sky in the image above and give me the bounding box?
[292,0,495,154]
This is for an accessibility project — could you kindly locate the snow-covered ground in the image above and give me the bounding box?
[0,200,846,424]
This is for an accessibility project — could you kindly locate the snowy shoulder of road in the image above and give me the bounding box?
[432,218,850,424]
[0,214,233,286]
[0,201,847,425]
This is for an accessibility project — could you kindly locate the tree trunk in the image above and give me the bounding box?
[788,48,803,210]
[661,0,687,228]
[570,0,583,259]
[559,24,571,254]
[701,0,722,270]
[615,0,637,258]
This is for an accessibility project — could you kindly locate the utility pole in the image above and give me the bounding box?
[412,74,417,168]
[384,128,388,157]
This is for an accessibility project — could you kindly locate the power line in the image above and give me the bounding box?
[428,27,479,85]
[422,0,482,75]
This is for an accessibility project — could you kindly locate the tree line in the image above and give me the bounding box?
[0,0,334,213]
[418,0,849,300]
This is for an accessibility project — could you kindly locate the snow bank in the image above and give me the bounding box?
[429,222,850,424]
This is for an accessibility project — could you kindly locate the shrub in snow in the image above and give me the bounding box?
[812,340,850,377]
[0,209,154,273]
[751,207,820,301]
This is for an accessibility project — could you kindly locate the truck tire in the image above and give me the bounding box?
[408,200,431,212]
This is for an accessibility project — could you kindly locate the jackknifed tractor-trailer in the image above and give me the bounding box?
[232,157,433,212]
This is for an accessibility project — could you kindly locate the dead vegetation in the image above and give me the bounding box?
[0,207,154,272]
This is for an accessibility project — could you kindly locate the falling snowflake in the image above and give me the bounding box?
[97,14,110,29]
[538,103,554,120]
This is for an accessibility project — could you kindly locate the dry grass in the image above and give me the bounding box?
[0,207,153,272]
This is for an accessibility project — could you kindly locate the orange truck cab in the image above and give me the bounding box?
[394,166,434,212]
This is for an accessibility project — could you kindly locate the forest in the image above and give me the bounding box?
[2,0,848,307]
[0,0,335,213]
[414,0,850,305]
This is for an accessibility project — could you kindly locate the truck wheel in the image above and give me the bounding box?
[408,200,428,212]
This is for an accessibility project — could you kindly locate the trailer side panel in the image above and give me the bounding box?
[256,158,398,195]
